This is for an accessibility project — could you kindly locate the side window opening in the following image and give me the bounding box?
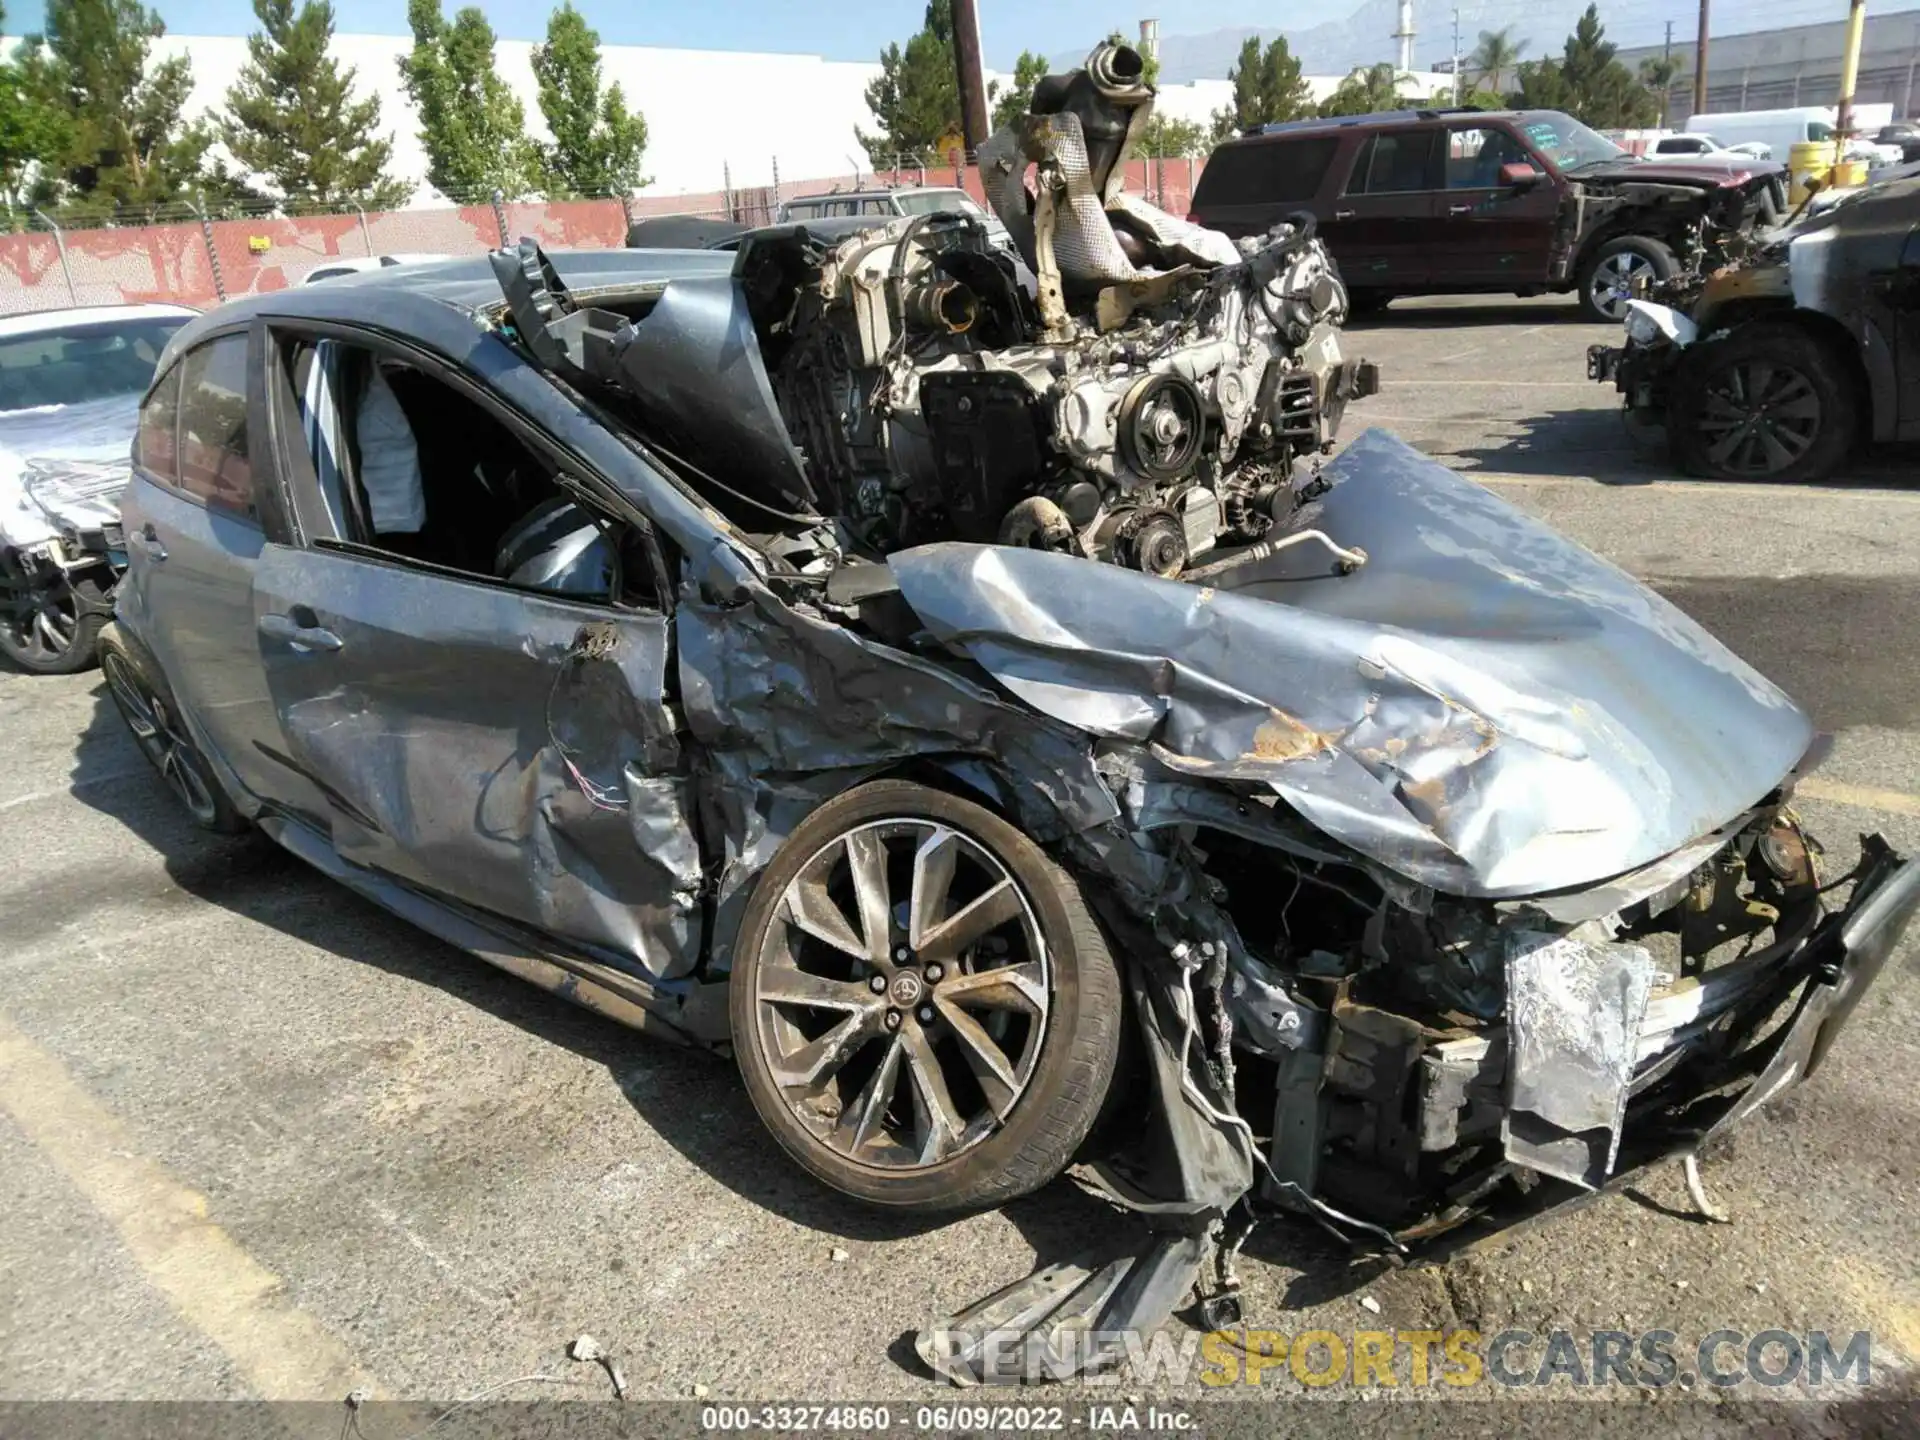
[286,339,663,608]
[137,364,183,482]
[176,334,256,521]
[1348,130,1438,194]
[1195,137,1337,206]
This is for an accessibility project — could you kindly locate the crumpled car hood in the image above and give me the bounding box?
[0,393,139,548]
[887,429,1813,898]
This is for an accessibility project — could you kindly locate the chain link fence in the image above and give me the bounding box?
[0,156,1207,315]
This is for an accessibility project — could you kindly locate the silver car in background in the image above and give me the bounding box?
[0,303,195,672]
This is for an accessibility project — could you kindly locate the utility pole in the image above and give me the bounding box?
[1692,0,1710,119]
[1662,21,1675,126]
[951,0,990,159]
[1836,0,1868,142]
[1452,8,1463,104]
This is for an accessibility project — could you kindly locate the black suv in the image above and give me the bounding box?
[1190,108,1786,321]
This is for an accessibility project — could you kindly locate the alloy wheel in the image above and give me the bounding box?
[102,650,219,825]
[1695,358,1823,476]
[753,818,1051,1169]
[2,578,80,665]
[1589,251,1655,321]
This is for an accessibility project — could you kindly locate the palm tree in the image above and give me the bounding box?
[1638,53,1685,126]
[1318,62,1405,118]
[1470,26,1529,95]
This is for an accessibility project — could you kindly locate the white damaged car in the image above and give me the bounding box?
[0,303,195,672]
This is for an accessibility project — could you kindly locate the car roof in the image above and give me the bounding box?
[1247,107,1527,139]
[161,247,738,363]
[0,302,198,337]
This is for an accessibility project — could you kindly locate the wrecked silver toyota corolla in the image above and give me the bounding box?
[106,45,1916,1389]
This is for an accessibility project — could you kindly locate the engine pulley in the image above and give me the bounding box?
[1118,510,1189,578]
[1117,373,1205,482]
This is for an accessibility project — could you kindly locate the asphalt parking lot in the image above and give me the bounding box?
[2,292,1918,1432]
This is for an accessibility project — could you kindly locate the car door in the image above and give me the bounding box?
[121,326,328,814]
[1429,122,1563,286]
[1323,128,1439,292]
[250,326,703,981]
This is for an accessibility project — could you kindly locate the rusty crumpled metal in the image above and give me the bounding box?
[886,429,1814,899]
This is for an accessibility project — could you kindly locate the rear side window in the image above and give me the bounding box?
[175,334,256,520]
[1347,130,1440,193]
[137,364,182,482]
[1194,137,1338,205]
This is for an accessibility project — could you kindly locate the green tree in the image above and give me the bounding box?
[0,4,70,212]
[1638,52,1684,126]
[1469,25,1528,93]
[220,0,408,209]
[857,0,958,165]
[990,48,1046,130]
[1514,5,1657,129]
[1457,86,1508,111]
[1211,34,1313,140]
[531,4,647,196]
[1135,113,1206,158]
[396,0,540,199]
[1317,62,1403,118]
[38,0,218,210]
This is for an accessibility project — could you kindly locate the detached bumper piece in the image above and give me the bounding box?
[915,1233,1208,1386]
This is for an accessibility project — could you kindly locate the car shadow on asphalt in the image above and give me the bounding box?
[1449,406,1920,489]
[1344,300,1594,331]
[64,681,1106,1260]
[1441,405,1666,482]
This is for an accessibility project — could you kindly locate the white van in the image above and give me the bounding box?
[1688,105,1896,165]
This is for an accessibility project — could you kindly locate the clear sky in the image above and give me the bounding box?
[0,0,1343,68]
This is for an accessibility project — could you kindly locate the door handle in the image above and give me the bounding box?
[258,613,343,653]
[1333,208,1355,221]
[1448,203,1475,215]
[137,524,167,561]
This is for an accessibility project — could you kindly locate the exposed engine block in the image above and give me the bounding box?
[747,42,1376,578]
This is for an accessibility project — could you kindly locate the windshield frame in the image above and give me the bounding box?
[0,315,191,413]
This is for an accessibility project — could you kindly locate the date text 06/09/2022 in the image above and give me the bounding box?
[699,1404,1199,1432]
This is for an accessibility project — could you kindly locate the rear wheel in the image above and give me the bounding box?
[730,780,1122,1211]
[0,571,108,674]
[1669,322,1859,483]
[98,624,246,833]
[1578,235,1678,322]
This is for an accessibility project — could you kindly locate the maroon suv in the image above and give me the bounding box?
[1189,108,1788,321]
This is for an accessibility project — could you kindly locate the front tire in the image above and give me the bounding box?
[0,571,108,674]
[730,779,1122,1212]
[1668,321,1858,483]
[98,623,246,833]
[1578,235,1678,323]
